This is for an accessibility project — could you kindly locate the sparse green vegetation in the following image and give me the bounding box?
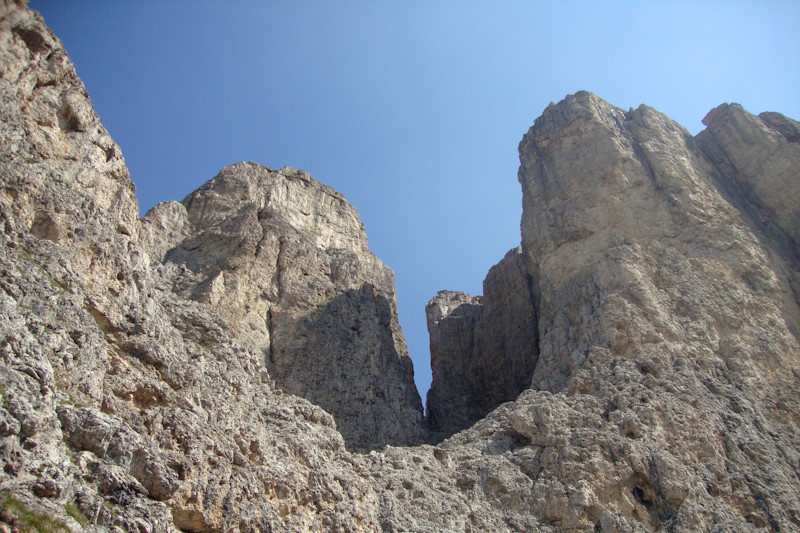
[0,383,8,410]
[102,499,121,516]
[63,501,88,527]
[55,387,87,409]
[50,278,67,296]
[103,499,120,509]
[0,493,69,532]
[14,249,67,297]
[16,247,34,264]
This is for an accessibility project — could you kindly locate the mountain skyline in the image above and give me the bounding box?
[30,0,800,398]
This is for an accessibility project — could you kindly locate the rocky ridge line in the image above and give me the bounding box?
[1,5,799,531]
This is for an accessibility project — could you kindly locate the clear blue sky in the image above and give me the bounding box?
[31,1,800,402]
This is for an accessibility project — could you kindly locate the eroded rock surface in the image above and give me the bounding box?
[144,162,425,452]
[425,290,484,438]
[427,90,800,530]
[519,92,800,397]
[697,103,800,251]
[0,5,390,530]
[2,4,799,531]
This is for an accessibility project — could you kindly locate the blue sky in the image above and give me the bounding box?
[32,1,800,402]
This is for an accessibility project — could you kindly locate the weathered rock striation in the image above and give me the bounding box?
[1,4,799,531]
[697,103,800,251]
[696,103,800,304]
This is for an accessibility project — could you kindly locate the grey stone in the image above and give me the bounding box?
[1,4,799,531]
[426,247,538,439]
[153,161,426,451]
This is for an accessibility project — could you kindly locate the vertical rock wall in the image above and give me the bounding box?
[425,290,484,437]
[697,103,800,251]
[3,5,800,528]
[426,91,800,530]
[518,92,800,396]
[143,162,426,451]
[426,247,538,439]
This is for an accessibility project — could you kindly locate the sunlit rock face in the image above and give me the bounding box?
[425,89,800,530]
[1,2,799,530]
[144,161,426,452]
[0,5,390,530]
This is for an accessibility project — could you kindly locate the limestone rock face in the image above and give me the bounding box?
[696,103,800,302]
[426,247,538,439]
[147,161,425,451]
[0,5,390,530]
[425,91,800,531]
[3,4,800,531]
[518,91,800,395]
[697,103,800,250]
[425,290,484,437]
[506,91,800,529]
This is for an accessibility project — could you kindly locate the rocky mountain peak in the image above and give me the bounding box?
[427,91,800,528]
[1,5,799,530]
[524,90,627,143]
[698,101,800,253]
[181,162,369,255]
[141,160,425,452]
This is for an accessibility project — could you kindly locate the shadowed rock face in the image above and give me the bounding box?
[425,290,485,437]
[426,247,538,439]
[2,4,800,530]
